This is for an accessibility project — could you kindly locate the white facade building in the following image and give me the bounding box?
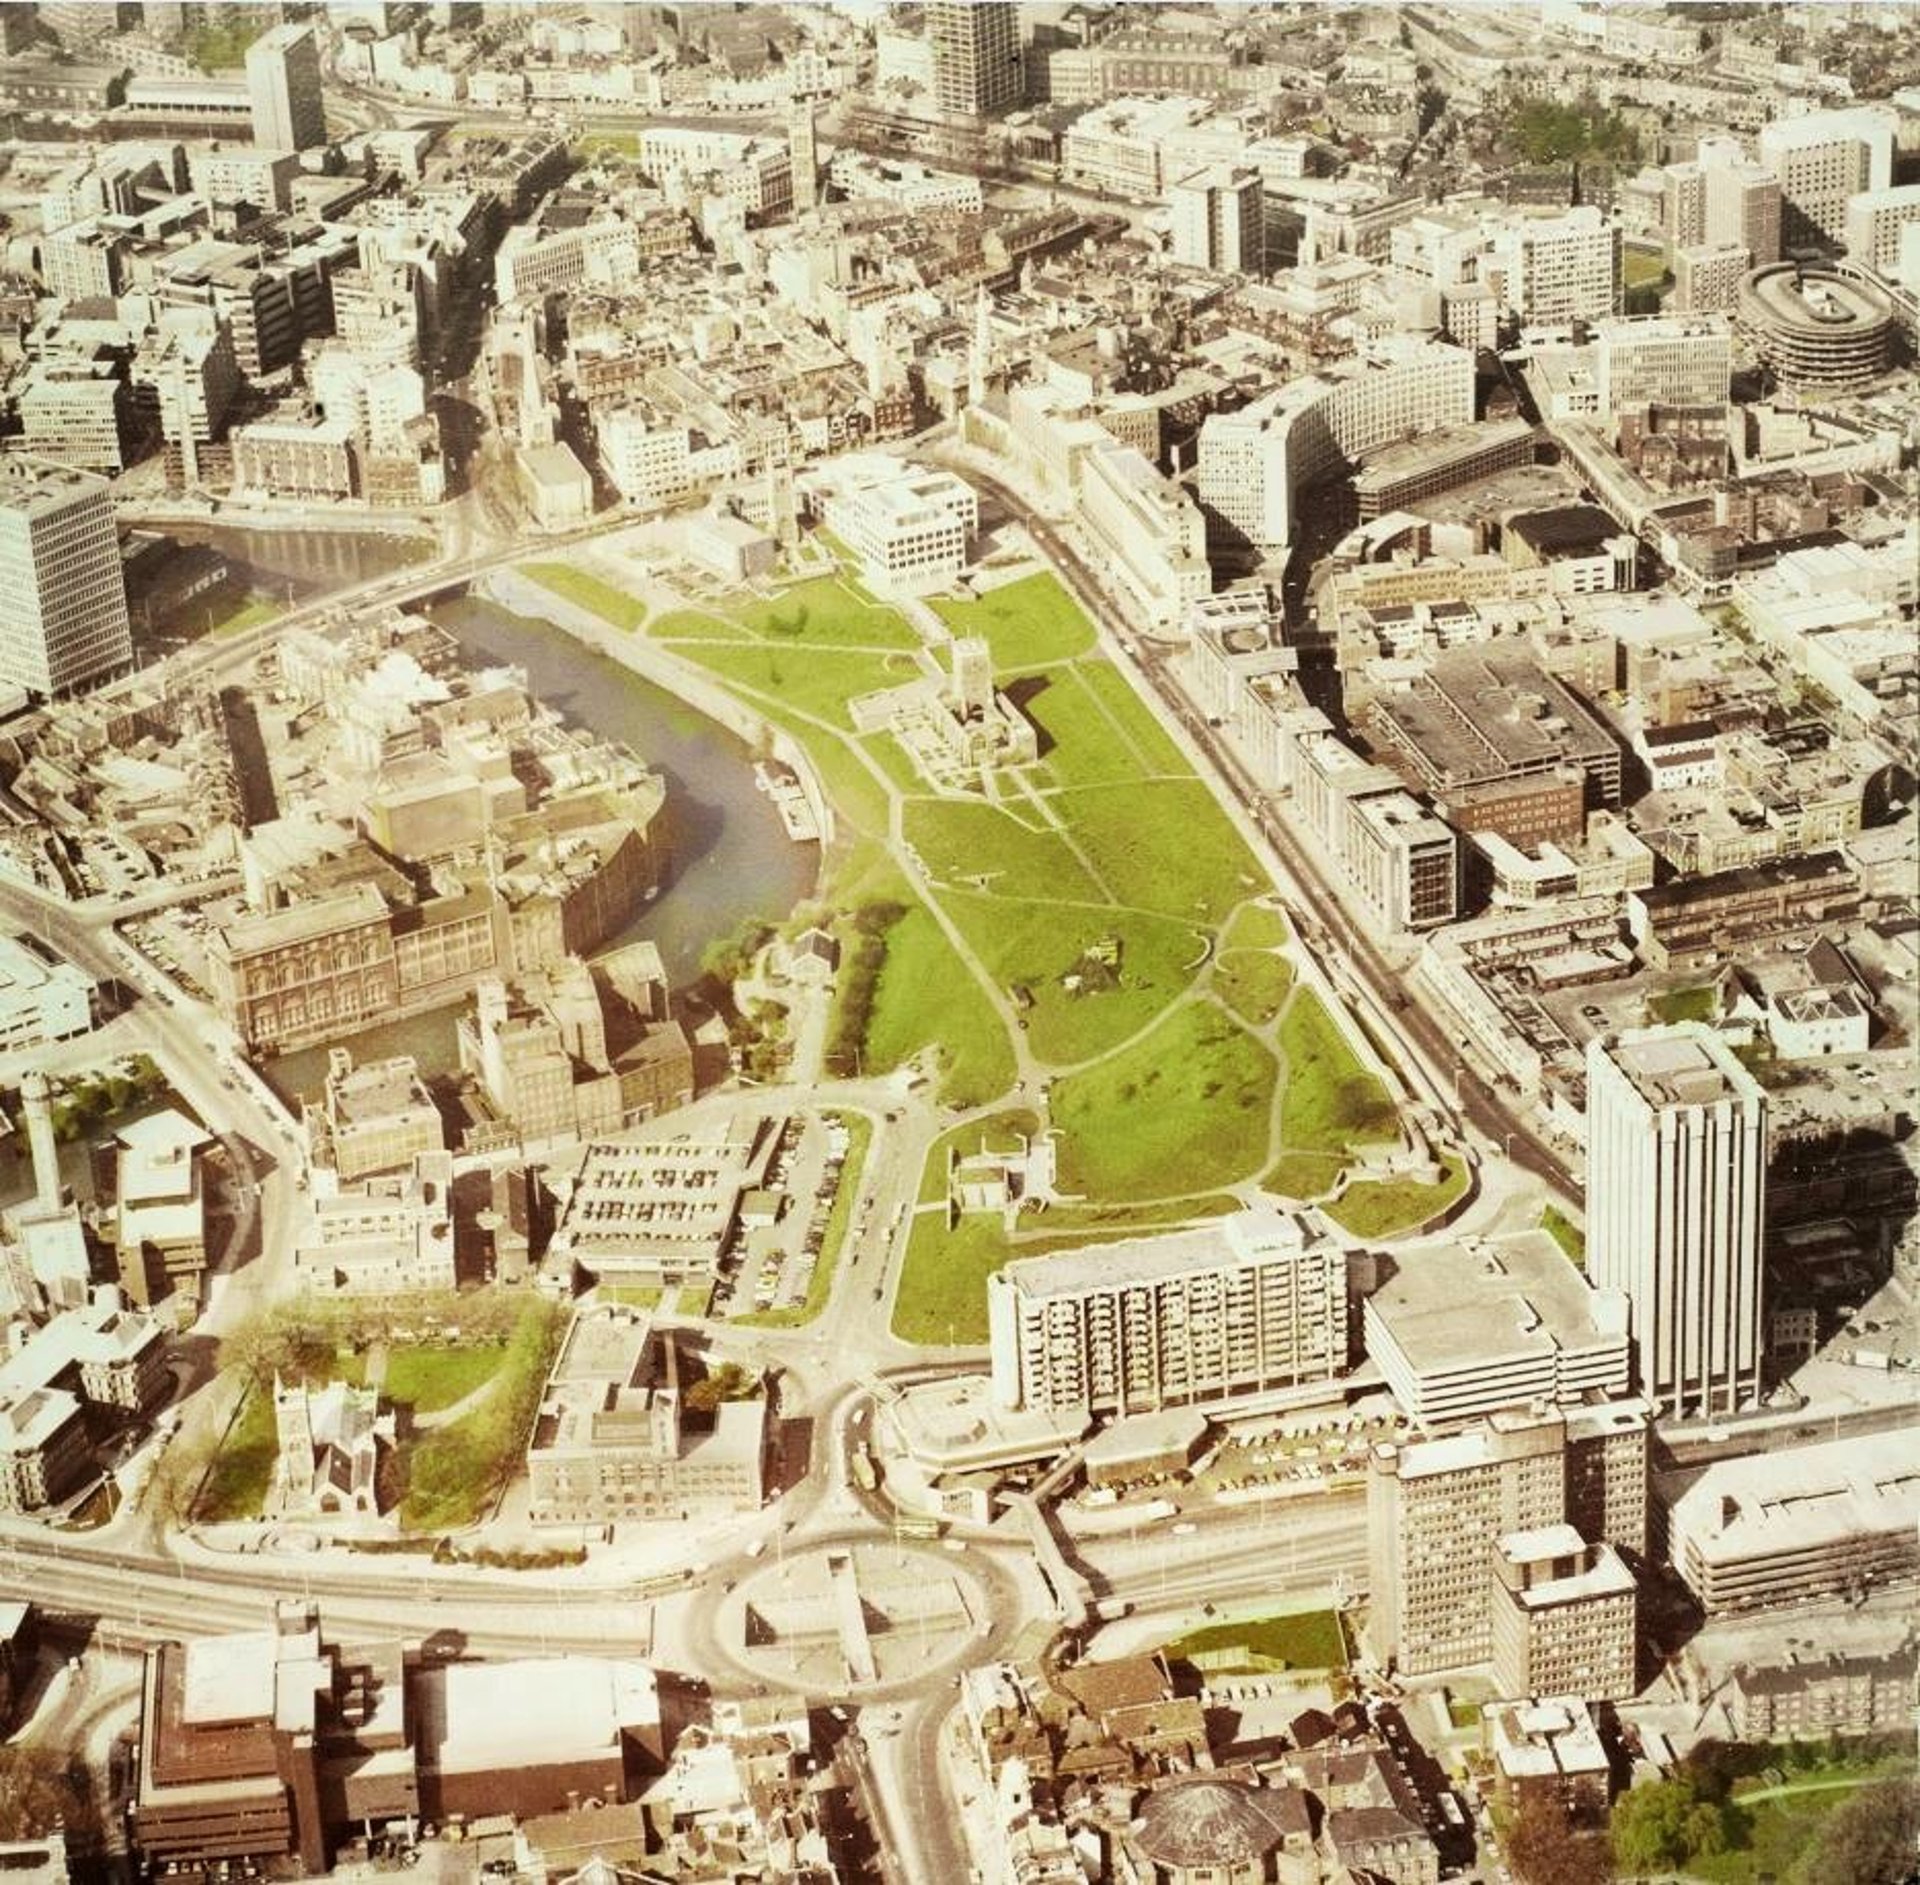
[1584,1025,1767,1422]
[245,22,327,152]
[988,1209,1348,1416]
[805,456,976,595]
[0,937,94,1049]
[1491,206,1621,325]
[0,469,134,696]
[1593,314,1733,413]
[1844,182,1920,275]
[1168,165,1263,274]
[1759,105,1897,249]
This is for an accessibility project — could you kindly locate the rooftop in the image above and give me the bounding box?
[993,1209,1325,1302]
[1598,1024,1763,1110]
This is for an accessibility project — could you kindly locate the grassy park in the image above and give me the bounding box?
[551,548,1430,1342]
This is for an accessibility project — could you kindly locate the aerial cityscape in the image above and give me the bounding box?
[0,1,1914,1882]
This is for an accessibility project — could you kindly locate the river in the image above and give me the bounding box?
[262,592,820,1107]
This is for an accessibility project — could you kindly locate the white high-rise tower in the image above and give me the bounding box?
[246,22,327,153]
[1584,1024,1767,1422]
[0,469,134,696]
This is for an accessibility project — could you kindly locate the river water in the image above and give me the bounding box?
[261,592,820,1108]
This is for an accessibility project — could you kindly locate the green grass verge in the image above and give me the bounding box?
[1215,948,1294,1027]
[1165,1606,1348,1674]
[734,1111,874,1327]
[1325,1154,1468,1239]
[521,562,648,632]
[206,595,283,640]
[670,641,918,730]
[932,571,1095,666]
[1541,1205,1586,1266]
[1022,665,1160,788]
[1052,1002,1275,1201]
[1277,990,1398,1156]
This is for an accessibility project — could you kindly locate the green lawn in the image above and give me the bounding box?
[1263,1151,1347,1199]
[197,1386,279,1521]
[1214,948,1294,1027]
[1022,666,1163,787]
[942,895,1206,1066]
[859,902,1016,1105]
[400,1301,563,1532]
[1649,984,1717,1025]
[522,562,648,632]
[380,1344,510,1415]
[1691,1774,1918,1884]
[933,571,1095,666]
[1058,780,1262,923]
[670,641,918,730]
[1277,990,1399,1156]
[1223,903,1290,952]
[903,797,1104,903]
[891,1209,1013,1346]
[735,1111,873,1327]
[206,594,283,640]
[1051,1002,1275,1201]
[1165,1606,1348,1674]
[1624,246,1669,288]
[1325,1155,1468,1239]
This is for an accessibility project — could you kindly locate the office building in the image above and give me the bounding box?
[1669,1430,1919,1616]
[1703,155,1781,266]
[1366,1401,1647,1676]
[0,470,134,697]
[1169,165,1264,275]
[803,456,976,596]
[290,1152,457,1296]
[1491,206,1621,324]
[1584,1026,1766,1421]
[0,937,94,1050]
[304,1050,445,1187]
[526,1306,764,1524]
[928,1,1021,119]
[788,99,818,215]
[1197,339,1474,551]
[1075,438,1212,636]
[1759,105,1896,250]
[245,22,327,153]
[1363,1229,1631,1427]
[1593,314,1734,414]
[1490,1527,1638,1702]
[1673,243,1752,316]
[988,1209,1349,1417]
[1844,182,1920,275]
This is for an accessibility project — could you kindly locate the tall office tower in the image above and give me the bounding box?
[1169,166,1265,275]
[1845,183,1920,276]
[1585,1024,1767,1422]
[928,1,1022,119]
[19,1069,62,1216]
[247,22,328,153]
[0,470,134,697]
[788,100,818,216]
[1758,105,1897,252]
[1365,1400,1648,1676]
[1702,147,1783,265]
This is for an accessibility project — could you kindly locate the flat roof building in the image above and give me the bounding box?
[1363,1229,1631,1427]
[0,468,134,697]
[1490,1525,1638,1702]
[1585,1026,1766,1422]
[988,1209,1350,1417]
[1668,1429,1920,1615]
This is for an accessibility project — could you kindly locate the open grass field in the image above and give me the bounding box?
[1021,666,1165,788]
[1214,947,1294,1027]
[1691,1763,1920,1884]
[858,903,1016,1105]
[1263,1150,1348,1200]
[1164,1606,1348,1674]
[1051,1002,1275,1201]
[670,641,916,729]
[1278,990,1398,1156]
[904,798,1104,903]
[522,563,648,632]
[1224,904,1290,952]
[934,571,1095,666]
[1326,1154,1469,1239]
[1058,780,1263,924]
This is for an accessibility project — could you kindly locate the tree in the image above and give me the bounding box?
[0,1746,99,1845]
[1611,1780,1703,1874]
[1793,1776,1920,1885]
[1506,1795,1614,1885]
